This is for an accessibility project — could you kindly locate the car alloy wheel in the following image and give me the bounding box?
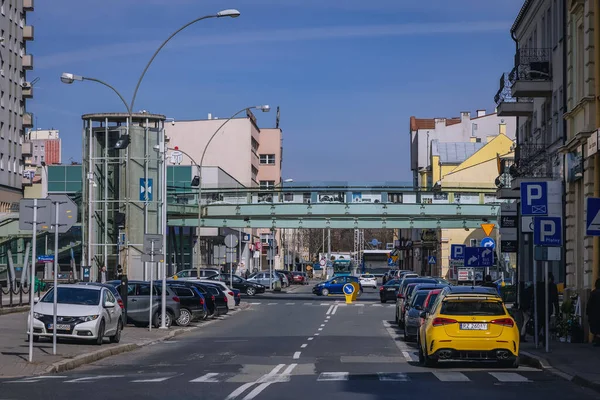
[246,287,256,296]
[177,308,192,326]
[95,320,105,346]
[321,288,329,296]
[110,320,122,343]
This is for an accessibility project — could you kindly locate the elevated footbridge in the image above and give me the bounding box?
[166,181,503,229]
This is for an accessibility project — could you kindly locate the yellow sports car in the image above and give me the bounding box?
[417,286,519,368]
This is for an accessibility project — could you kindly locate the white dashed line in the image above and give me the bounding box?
[325,305,333,315]
[308,337,314,341]
[301,344,308,348]
[331,305,339,315]
[326,316,331,319]
[318,328,323,331]
[314,333,320,336]
[293,352,301,359]
[267,303,277,305]
[320,324,325,327]
[285,303,295,305]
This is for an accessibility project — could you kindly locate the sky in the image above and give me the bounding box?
[28,0,523,182]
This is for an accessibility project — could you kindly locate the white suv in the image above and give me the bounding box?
[28,284,123,345]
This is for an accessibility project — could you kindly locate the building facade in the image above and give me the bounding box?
[494,0,567,293]
[0,0,34,212]
[24,129,61,166]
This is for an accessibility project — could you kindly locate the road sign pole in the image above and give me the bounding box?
[28,198,38,363]
[52,200,60,355]
[533,257,538,348]
[149,241,154,332]
[545,260,550,353]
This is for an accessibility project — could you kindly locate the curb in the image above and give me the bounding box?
[0,306,29,316]
[520,351,600,394]
[44,304,249,375]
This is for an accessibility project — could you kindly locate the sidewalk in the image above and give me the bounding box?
[0,305,248,378]
[520,340,600,393]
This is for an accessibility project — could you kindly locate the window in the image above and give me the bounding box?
[0,121,3,139]
[283,192,294,202]
[1,0,4,15]
[12,158,16,173]
[259,154,275,165]
[1,91,5,108]
[577,23,585,100]
[260,180,275,189]
[441,300,505,316]
[6,155,10,172]
[259,154,276,165]
[388,193,403,204]
[303,193,311,204]
[470,239,478,247]
[0,153,3,169]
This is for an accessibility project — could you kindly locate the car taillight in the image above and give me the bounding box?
[199,298,204,305]
[490,318,514,327]
[211,295,215,302]
[379,286,384,291]
[432,317,457,327]
[237,293,241,297]
[117,299,125,309]
[228,292,234,297]
[172,296,180,303]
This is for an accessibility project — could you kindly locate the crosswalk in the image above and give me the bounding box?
[2,370,546,385]
[248,302,395,308]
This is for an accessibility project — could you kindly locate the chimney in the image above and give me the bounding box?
[499,123,506,136]
[461,111,470,122]
[208,113,212,120]
[477,110,486,117]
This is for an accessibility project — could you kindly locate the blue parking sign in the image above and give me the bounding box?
[451,244,465,260]
[520,182,548,216]
[534,217,562,246]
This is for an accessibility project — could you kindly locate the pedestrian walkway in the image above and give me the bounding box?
[520,340,600,393]
[248,302,394,308]
[0,367,550,385]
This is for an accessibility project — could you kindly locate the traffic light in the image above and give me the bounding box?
[191,176,200,187]
[114,134,131,149]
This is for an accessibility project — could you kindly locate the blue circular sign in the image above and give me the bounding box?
[343,283,355,295]
[481,237,496,249]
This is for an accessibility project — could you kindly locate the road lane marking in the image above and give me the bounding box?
[382,320,414,362]
[432,372,470,382]
[285,303,295,305]
[372,304,383,307]
[225,364,285,400]
[190,373,221,383]
[293,352,301,359]
[318,328,323,331]
[355,303,365,307]
[317,372,349,381]
[314,333,320,336]
[401,351,414,362]
[320,303,329,306]
[250,302,261,305]
[320,324,325,327]
[331,305,339,315]
[242,364,297,400]
[378,372,409,381]
[65,375,124,383]
[267,303,277,305]
[5,376,68,383]
[301,344,307,348]
[304,302,312,305]
[308,337,314,340]
[325,305,333,314]
[489,372,531,382]
[326,316,331,319]
[132,376,174,383]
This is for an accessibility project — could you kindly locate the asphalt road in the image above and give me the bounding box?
[1,283,597,400]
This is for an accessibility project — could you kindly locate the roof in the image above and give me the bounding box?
[432,141,485,164]
[444,286,500,295]
[511,0,532,34]
[410,116,461,131]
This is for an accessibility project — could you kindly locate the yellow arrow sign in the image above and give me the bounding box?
[481,223,495,237]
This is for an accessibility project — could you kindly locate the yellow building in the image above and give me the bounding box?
[422,132,515,279]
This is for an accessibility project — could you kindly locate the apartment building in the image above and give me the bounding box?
[24,129,61,166]
[0,0,34,212]
[494,0,567,288]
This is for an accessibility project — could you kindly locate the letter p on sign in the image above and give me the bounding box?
[540,220,555,242]
[527,184,543,205]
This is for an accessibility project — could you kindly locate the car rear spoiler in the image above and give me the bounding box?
[444,295,502,301]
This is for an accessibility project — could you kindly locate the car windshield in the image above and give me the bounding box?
[42,287,101,306]
[441,300,505,316]
[385,280,400,286]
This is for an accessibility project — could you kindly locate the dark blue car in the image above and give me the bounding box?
[313,276,363,296]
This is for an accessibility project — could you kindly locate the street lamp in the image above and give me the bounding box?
[60,9,241,331]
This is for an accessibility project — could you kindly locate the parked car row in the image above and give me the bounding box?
[386,273,520,368]
[26,272,257,346]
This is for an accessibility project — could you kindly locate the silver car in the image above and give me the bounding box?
[247,271,280,288]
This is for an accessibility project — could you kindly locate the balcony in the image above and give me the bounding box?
[23,112,33,128]
[494,72,534,117]
[23,0,34,11]
[22,54,33,70]
[23,25,33,41]
[510,48,553,98]
[510,143,556,179]
[497,100,533,117]
[21,141,32,156]
[22,83,33,98]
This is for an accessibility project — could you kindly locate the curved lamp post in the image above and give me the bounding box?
[194,105,270,273]
[59,8,241,331]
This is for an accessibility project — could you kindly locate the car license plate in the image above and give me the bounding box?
[48,324,71,331]
[460,323,488,330]
[386,288,395,291]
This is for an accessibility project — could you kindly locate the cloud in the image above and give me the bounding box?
[37,21,510,69]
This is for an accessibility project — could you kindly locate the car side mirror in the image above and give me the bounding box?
[104,301,115,308]
[33,297,39,304]
[419,311,427,319]
[415,305,422,311]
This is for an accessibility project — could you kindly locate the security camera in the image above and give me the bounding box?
[171,120,175,126]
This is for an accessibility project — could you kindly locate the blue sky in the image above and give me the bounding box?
[29,0,523,181]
